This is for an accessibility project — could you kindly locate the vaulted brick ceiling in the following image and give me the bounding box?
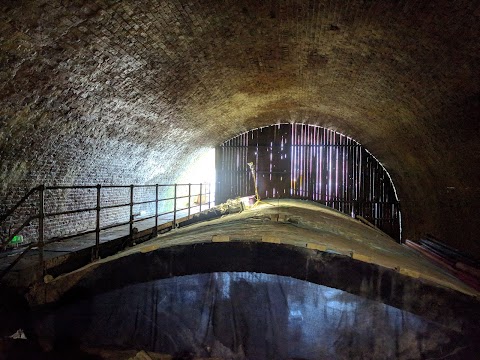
[1,0,479,255]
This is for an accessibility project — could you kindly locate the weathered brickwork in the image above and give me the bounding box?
[1,0,479,255]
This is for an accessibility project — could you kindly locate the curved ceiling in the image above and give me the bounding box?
[1,0,479,255]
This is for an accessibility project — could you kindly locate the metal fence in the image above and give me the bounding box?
[0,183,212,279]
[216,123,401,240]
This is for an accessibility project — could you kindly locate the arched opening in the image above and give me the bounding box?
[216,123,401,240]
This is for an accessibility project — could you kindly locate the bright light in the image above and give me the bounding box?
[179,148,215,184]
[177,148,216,205]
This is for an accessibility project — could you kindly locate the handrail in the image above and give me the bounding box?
[0,182,213,283]
[45,185,98,190]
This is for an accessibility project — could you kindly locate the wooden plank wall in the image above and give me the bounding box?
[216,124,401,240]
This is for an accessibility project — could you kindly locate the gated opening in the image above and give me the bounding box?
[215,124,401,241]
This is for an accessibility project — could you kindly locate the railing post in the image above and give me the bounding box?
[154,184,158,237]
[129,185,134,239]
[95,184,101,260]
[38,185,45,276]
[199,183,202,212]
[188,183,191,217]
[208,183,211,208]
[173,184,177,229]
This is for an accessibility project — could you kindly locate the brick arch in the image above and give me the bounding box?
[0,0,479,257]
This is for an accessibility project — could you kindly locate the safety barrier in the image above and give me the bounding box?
[0,183,212,280]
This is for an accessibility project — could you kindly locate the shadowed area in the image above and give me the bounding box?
[33,272,477,359]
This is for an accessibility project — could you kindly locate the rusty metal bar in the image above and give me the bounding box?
[94,184,101,260]
[38,184,45,275]
[157,196,177,202]
[188,183,191,217]
[208,183,211,208]
[45,185,98,190]
[100,203,130,210]
[45,207,97,218]
[132,199,157,206]
[154,184,158,236]
[129,184,134,239]
[132,215,156,223]
[173,184,177,228]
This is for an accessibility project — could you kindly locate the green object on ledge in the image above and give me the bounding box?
[9,235,23,245]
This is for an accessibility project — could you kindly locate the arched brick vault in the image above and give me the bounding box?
[0,1,479,255]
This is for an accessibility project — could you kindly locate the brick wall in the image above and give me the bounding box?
[0,0,479,256]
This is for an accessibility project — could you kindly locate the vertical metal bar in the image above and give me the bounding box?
[173,184,177,228]
[302,125,306,197]
[129,184,134,239]
[354,142,359,216]
[230,140,233,198]
[317,129,321,201]
[217,146,221,203]
[95,184,101,260]
[208,183,211,208]
[319,130,323,202]
[305,126,309,198]
[225,141,229,200]
[326,130,331,203]
[235,135,239,197]
[154,184,158,236]
[188,183,191,217]
[244,138,247,198]
[199,183,203,212]
[240,134,243,196]
[38,185,45,275]
[215,145,222,204]
[291,125,295,197]
[335,134,339,210]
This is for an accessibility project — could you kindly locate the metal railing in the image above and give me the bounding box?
[0,183,213,280]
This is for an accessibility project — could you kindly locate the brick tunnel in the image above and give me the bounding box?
[0,1,479,359]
